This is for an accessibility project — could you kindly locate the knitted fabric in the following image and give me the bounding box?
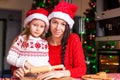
[48,33,86,78]
[7,35,49,68]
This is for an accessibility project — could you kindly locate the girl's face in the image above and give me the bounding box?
[28,19,46,38]
[50,18,66,38]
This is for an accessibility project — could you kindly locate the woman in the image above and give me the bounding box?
[37,1,86,80]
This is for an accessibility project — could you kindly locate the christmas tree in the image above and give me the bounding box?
[31,0,59,12]
[83,0,97,74]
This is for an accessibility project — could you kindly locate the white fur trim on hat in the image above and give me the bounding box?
[24,13,49,31]
[48,12,74,29]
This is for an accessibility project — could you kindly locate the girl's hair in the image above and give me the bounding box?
[46,21,70,64]
[21,27,30,41]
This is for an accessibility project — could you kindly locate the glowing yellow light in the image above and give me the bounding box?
[84,41,87,44]
[92,35,95,37]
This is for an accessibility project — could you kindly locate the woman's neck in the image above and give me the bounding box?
[48,36,62,46]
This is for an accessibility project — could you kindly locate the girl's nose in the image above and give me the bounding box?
[36,26,40,31]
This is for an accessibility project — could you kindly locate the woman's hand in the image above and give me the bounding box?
[13,68,26,79]
[37,70,70,80]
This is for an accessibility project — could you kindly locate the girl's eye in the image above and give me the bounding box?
[40,26,45,28]
[32,24,37,27]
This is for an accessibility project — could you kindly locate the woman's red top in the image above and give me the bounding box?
[48,33,86,78]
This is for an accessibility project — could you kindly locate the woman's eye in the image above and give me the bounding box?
[61,23,66,26]
[51,20,58,24]
[52,21,57,24]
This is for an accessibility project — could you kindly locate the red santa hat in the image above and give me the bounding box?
[48,2,78,29]
[24,8,49,31]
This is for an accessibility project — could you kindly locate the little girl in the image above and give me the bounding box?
[6,8,49,77]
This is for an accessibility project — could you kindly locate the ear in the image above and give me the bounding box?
[26,24,30,28]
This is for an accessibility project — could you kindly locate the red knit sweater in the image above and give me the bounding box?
[48,33,86,78]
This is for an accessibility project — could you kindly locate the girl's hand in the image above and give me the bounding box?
[37,70,70,80]
[13,68,26,79]
[24,60,34,69]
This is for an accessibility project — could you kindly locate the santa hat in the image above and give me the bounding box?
[48,2,78,29]
[24,8,49,31]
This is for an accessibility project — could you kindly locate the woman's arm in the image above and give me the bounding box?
[67,33,86,78]
[37,70,70,80]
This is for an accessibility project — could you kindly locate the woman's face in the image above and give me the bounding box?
[27,19,46,38]
[50,18,66,38]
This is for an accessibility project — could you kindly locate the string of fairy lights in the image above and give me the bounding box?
[83,0,97,74]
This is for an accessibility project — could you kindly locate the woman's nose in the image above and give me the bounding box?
[56,24,61,30]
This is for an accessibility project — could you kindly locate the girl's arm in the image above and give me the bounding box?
[6,36,27,68]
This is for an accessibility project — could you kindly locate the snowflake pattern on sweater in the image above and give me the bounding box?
[7,35,49,67]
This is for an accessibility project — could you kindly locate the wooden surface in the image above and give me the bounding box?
[1,73,120,80]
[21,76,76,80]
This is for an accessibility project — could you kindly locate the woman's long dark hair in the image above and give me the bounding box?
[61,23,70,64]
[46,21,70,65]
